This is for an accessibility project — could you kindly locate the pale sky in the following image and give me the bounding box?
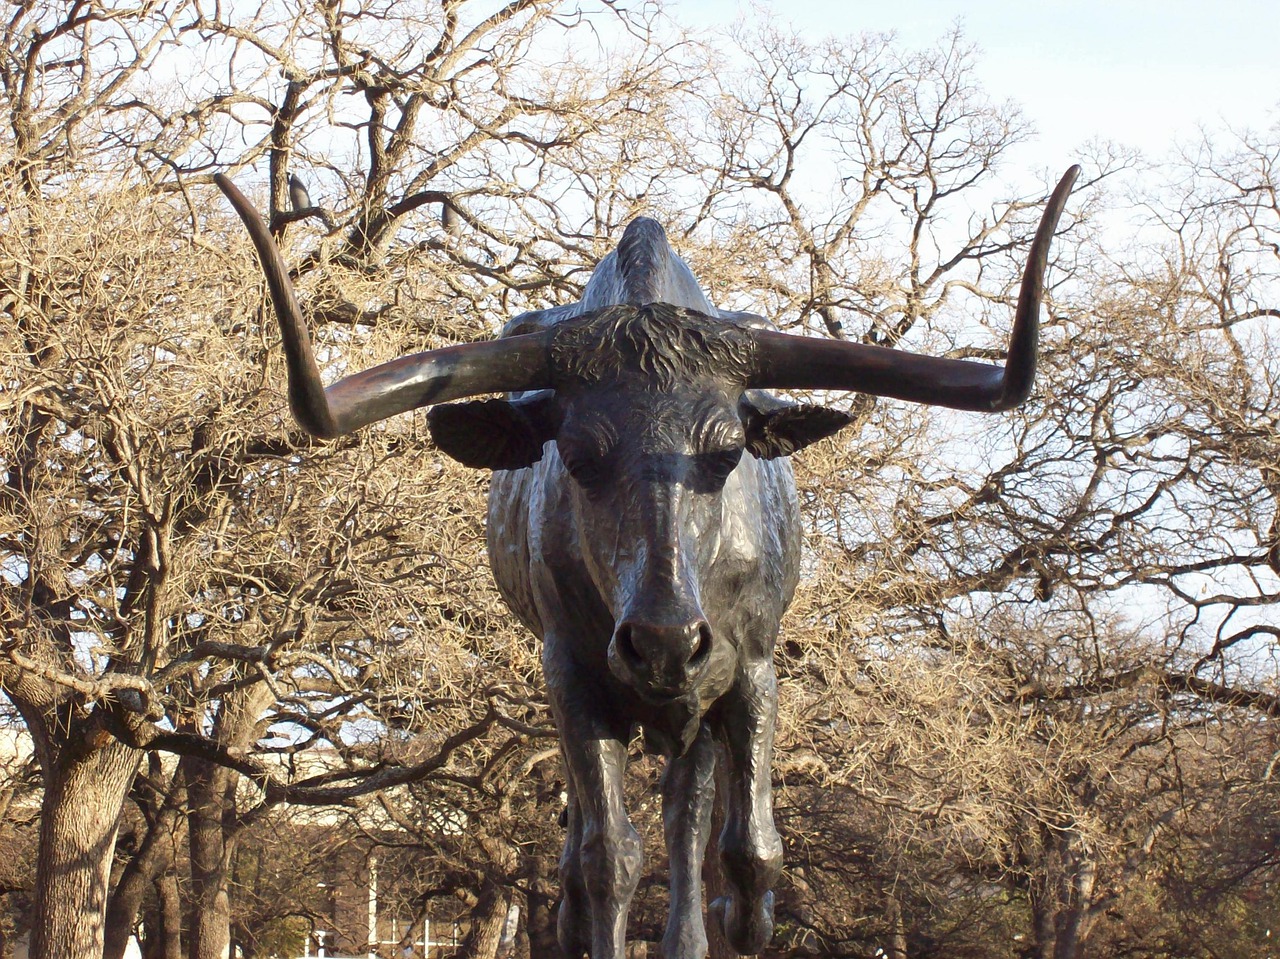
[673,0,1279,175]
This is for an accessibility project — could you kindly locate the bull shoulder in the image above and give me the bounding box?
[714,456,803,606]
[486,465,546,638]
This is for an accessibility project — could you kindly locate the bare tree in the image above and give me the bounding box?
[4,2,1278,957]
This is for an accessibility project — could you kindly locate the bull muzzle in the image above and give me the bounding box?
[609,615,713,700]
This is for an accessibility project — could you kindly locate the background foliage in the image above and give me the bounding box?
[0,2,1277,958]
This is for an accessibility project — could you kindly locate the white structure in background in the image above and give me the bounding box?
[297,856,462,959]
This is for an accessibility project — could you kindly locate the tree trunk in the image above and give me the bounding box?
[185,755,236,959]
[458,884,512,959]
[158,872,185,959]
[142,872,185,959]
[105,773,186,959]
[29,734,140,959]
[183,686,273,959]
[523,871,560,959]
[884,893,908,959]
[1028,845,1097,959]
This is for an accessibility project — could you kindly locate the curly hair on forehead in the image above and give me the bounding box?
[550,303,757,390]
[565,392,741,453]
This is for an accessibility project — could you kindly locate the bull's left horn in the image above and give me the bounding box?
[748,165,1080,412]
[216,175,554,438]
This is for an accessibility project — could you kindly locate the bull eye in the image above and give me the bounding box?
[688,447,743,493]
[559,444,613,490]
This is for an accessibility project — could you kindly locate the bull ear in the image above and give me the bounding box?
[741,395,853,460]
[427,392,559,471]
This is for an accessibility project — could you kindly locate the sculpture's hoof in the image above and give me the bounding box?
[661,921,709,959]
[709,891,775,955]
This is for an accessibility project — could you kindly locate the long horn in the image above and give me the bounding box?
[215,175,553,438]
[748,165,1080,412]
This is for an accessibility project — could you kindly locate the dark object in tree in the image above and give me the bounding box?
[442,200,461,236]
[215,166,1078,959]
[288,173,312,213]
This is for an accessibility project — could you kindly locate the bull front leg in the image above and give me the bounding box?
[558,786,590,958]
[660,722,716,959]
[709,658,783,956]
[549,678,642,959]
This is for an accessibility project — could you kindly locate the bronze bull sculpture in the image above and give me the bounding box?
[217,164,1078,958]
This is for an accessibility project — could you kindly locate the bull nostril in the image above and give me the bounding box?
[615,624,643,668]
[689,622,712,666]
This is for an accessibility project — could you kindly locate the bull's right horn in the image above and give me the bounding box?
[216,175,554,438]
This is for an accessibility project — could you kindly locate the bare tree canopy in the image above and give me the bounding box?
[0,3,1277,959]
